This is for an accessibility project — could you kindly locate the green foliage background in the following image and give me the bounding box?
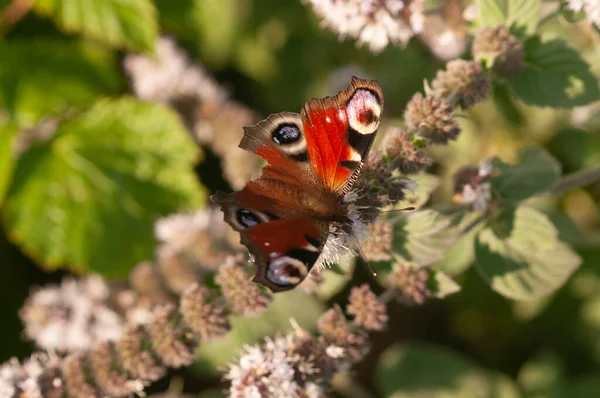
[1,0,600,396]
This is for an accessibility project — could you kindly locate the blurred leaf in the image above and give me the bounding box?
[513,296,551,321]
[491,146,561,204]
[235,35,279,82]
[509,37,600,108]
[518,351,564,397]
[197,390,226,398]
[553,377,600,398]
[475,206,581,300]
[434,212,481,276]
[549,127,600,171]
[33,0,157,52]
[493,83,525,126]
[195,0,244,67]
[475,0,541,35]
[396,173,440,210]
[2,98,204,276]
[377,343,519,398]
[430,270,462,298]
[0,121,17,206]
[154,0,199,39]
[394,210,460,266]
[194,291,324,373]
[0,40,121,127]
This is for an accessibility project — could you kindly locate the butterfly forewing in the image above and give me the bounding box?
[301,77,384,195]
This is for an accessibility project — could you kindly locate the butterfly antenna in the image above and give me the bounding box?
[350,231,377,277]
[361,206,416,216]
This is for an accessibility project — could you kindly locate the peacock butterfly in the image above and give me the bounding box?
[212,77,384,292]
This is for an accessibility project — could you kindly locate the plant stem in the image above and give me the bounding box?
[549,166,600,195]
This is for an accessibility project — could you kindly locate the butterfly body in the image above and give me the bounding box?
[212,77,384,292]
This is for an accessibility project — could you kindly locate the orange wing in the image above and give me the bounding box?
[301,77,384,195]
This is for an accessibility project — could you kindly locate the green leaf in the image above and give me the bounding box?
[491,146,561,203]
[475,206,581,301]
[429,270,462,298]
[518,351,564,396]
[394,210,460,266]
[0,40,120,128]
[0,120,17,206]
[434,212,482,276]
[195,0,244,67]
[395,173,440,211]
[154,0,199,39]
[475,0,541,35]
[2,98,205,276]
[554,377,600,398]
[509,37,600,107]
[377,343,519,398]
[33,0,158,52]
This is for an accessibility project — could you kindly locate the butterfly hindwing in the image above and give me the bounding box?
[212,190,327,292]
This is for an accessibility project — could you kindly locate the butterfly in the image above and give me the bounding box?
[212,77,384,292]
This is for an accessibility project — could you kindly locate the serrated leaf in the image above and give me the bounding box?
[377,343,519,398]
[0,40,121,128]
[2,98,205,276]
[475,0,541,35]
[475,206,581,301]
[429,271,461,298]
[33,0,158,52]
[491,146,561,203]
[509,37,600,107]
[434,212,482,276]
[0,120,17,206]
[394,210,460,266]
[395,173,440,211]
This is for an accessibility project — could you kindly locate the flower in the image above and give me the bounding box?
[303,0,425,53]
[361,220,394,261]
[180,284,231,341]
[0,354,53,398]
[124,36,225,104]
[317,306,369,361]
[346,284,388,330]
[453,160,493,212]
[388,261,432,305]
[431,59,490,109]
[215,256,272,315]
[404,93,461,144]
[383,128,432,174]
[225,333,329,398]
[154,207,235,270]
[472,25,525,79]
[19,276,123,352]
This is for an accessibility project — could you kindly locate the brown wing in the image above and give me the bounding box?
[212,187,327,292]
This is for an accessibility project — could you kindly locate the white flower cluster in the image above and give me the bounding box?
[20,276,123,352]
[459,161,493,212]
[304,0,424,53]
[226,333,328,398]
[566,0,600,28]
[0,354,54,398]
[124,36,226,104]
